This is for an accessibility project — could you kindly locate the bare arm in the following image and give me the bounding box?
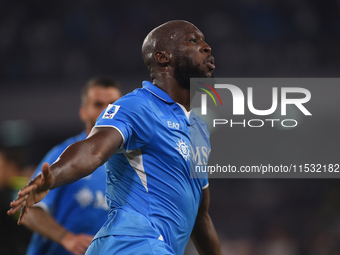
[50,126,122,189]
[8,127,122,224]
[24,207,93,255]
[191,187,222,255]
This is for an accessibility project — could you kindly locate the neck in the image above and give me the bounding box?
[152,72,191,111]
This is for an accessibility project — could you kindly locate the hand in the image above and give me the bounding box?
[60,232,94,255]
[7,162,55,224]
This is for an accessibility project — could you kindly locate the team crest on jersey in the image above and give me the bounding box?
[103,104,120,119]
[176,138,190,161]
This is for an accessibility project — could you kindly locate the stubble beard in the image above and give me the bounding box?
[173,55,211,90]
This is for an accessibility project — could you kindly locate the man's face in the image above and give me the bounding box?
[172,24,215,89]
[80,86,121,133]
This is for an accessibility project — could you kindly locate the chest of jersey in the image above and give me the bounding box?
[146,101,210,174]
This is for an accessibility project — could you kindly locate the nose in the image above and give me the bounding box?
[202,42,212,54]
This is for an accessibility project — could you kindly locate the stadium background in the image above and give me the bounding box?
[1,0,340,254]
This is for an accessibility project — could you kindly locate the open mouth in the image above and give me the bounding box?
[206,57,215,70]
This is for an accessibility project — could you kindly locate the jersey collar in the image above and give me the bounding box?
[142,81,174,103]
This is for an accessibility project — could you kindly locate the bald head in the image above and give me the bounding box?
[142,20,199,71]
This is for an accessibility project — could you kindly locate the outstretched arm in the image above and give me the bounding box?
[24,207,94,255]
[191,187,222,255]
[8,126,122,224]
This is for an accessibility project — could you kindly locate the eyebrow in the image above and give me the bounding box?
[188,31,205,40]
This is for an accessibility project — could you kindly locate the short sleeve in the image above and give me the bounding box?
[202,178,209,189]
[95,94,155,151]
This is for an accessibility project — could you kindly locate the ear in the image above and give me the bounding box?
[154,51,171,64]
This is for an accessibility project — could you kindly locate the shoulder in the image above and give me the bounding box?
[114,88,154,109]
[102,88,158,119]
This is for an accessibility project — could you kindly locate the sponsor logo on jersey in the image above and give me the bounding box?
[167,121,179,129]
[74,188,94,207]
[103,104,120,119]
[74,188,109,210]
[191,145,210,165]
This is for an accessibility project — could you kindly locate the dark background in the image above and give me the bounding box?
[1,0,340,254]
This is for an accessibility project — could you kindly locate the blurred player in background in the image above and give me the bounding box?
[9,20,222,255]
[23,77,122,255]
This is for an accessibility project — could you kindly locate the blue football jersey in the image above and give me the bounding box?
[27,132,109,255]
[94,81,210,255]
